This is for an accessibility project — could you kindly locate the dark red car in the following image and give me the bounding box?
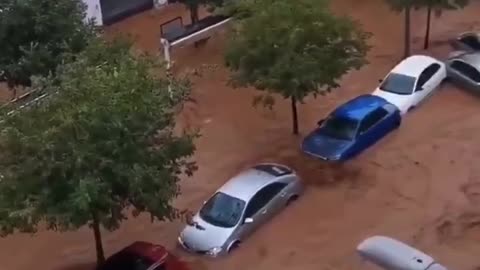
[97,241,190,270]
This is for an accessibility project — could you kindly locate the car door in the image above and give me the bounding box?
[449,60,480,90]
[356,108,389,151]
[414,63,441,105]
[237,182,288,239]
[262,182,290,215]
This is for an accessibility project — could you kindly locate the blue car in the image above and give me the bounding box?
[302,94,401,161]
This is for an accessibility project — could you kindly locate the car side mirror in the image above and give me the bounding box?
[317,119,325,126]
[244,217,254,224]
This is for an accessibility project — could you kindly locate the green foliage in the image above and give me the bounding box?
[0,0,95,89]
[214,0,257,19]
[225,0,370,111]
[0,38,197,236]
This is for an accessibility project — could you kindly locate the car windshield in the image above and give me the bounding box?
[379,72,416,95]
[101,251,160,270]
[200,192,246,228]
[319,116,359,140]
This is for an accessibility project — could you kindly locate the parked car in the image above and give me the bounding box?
[450,31,480,52]
[301,94,401,161]
[446,51,480,92]
[177,163,303,257]
[357,235,448,270]
[372,55,446,115]
[97,241,189,270]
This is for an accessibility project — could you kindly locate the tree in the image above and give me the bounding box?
[384,0,415,58]
[176,0,202,24]
[384,0,469,56]
[224,0,370,135]
[418,0,469,49]
[0,0,95,98]
[0,38,197,265]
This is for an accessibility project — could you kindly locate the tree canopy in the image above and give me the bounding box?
[0,38,196,264]
[0,0,95,96]
[225,0,370,134]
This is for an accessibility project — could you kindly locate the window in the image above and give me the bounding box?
[459,35,480,50]
[379,73,417,95]
[244,182,287,218]
[199,192,246,228]
[359,108,388,134]
[253,164,291,177]
[415,63,441,91]
[319,116,359,140]
[450,60,480,83]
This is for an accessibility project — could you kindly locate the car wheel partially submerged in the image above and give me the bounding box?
[228,241,240,253]
[286,195,299,206]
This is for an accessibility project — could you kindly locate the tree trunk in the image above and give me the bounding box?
[404,5,411,58]
[189,4,199,24]
[291,96,299,135]
[92,212,105,265]
[424,5,432,50]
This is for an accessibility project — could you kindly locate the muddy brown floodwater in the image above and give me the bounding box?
[1,1,480,270]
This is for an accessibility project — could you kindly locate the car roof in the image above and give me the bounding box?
[450,52,480,70]
[357,236,435,270]
[459,31,480,39]
[218,163,294,201]
[332,94,391,121]
[121,241,168,263]
[390,55,439,77]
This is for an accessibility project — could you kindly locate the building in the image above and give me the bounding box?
[82,0,168,26]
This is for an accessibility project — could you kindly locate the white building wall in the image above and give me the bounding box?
[82,0,103,26]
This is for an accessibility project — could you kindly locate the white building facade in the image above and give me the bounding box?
[83,0,103,25]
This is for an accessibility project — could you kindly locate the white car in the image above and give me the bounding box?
[372,55,446,115]
[357,235,448,270]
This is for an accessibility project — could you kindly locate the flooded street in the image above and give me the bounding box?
[1,1,480,270]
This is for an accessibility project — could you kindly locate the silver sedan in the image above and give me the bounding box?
[177,163,304,257]
[450,31,480,52]
[446,51,480,92]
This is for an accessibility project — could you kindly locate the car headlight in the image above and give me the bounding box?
[206,247,222,257]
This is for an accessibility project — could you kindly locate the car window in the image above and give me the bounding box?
[450,60,480,83]
[319,115,359,140]
[460,35,480,50]
[415,63,441,91]
[379,72,417,95]
[359,108,388,134]
[244,182,287,218]
[199,192,246,228]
